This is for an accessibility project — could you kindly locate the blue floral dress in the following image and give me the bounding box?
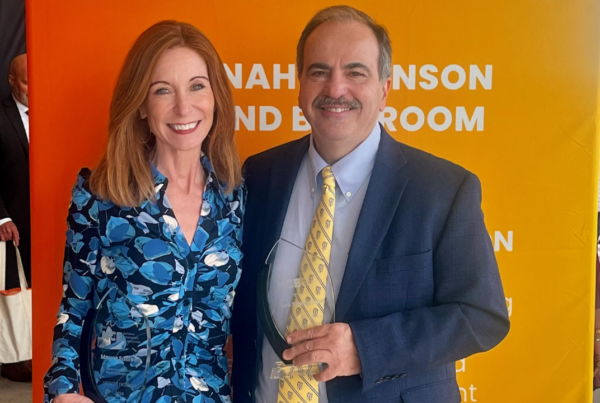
[43,156,246,403]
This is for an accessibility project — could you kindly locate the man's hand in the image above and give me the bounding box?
[0,221,19,246]
[283,323,361,382]
[53,394,94,403]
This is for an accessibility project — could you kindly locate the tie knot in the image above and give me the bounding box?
[321,166,335,191]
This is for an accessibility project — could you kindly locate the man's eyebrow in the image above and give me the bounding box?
[345,62,372,74]
[306,63,331,71]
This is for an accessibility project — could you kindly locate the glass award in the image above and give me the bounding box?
[80,286,152,403]
[257,238,335,380]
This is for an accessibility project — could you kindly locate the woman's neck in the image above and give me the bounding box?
[153,145,204,194]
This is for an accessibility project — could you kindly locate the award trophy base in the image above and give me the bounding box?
[270,361,323,380]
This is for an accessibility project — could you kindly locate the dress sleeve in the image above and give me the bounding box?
[43,169,101,402]
[235,182,247,247]
[226,181,247,250]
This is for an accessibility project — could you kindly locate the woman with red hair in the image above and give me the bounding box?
[43,21,244,403]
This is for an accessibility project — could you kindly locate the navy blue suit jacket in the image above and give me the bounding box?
[232,127,509,403]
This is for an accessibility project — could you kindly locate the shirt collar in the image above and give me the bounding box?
[150,153,226,200]
[12,93,28,116]
[308,122,381,202]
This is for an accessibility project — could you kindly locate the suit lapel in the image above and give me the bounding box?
[3,96,28,154]
[262,136,310,259]
[336,129,409,320]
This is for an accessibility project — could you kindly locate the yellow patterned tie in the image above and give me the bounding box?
[277,166,335,403]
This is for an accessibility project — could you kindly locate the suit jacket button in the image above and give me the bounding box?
[248,390,252,397]
[400,373,407,378]
[376,378,384,384]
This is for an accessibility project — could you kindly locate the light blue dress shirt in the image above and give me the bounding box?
[256,123,381,403]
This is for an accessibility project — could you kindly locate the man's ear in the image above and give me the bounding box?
[379,77,392,112]
[7,74,14,89]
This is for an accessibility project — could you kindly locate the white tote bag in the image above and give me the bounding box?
[0,241,32,363]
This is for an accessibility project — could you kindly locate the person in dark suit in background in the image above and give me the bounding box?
[0,53,31,382]
[232,6,509,403]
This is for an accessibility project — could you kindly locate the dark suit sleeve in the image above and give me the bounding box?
[0,157,10,219]
[349,173,509,392]
[0,193,9,220]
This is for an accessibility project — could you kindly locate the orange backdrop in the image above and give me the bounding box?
[28,1,600,402]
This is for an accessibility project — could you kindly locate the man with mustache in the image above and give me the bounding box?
[232,6,509,403]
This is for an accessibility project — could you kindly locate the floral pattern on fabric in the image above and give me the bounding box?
[43,155,245,403]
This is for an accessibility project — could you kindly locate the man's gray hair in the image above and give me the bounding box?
[296,5,392,82]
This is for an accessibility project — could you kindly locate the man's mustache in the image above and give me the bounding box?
[313,96,361,109]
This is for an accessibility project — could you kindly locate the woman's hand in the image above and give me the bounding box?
[53,394,94,403]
